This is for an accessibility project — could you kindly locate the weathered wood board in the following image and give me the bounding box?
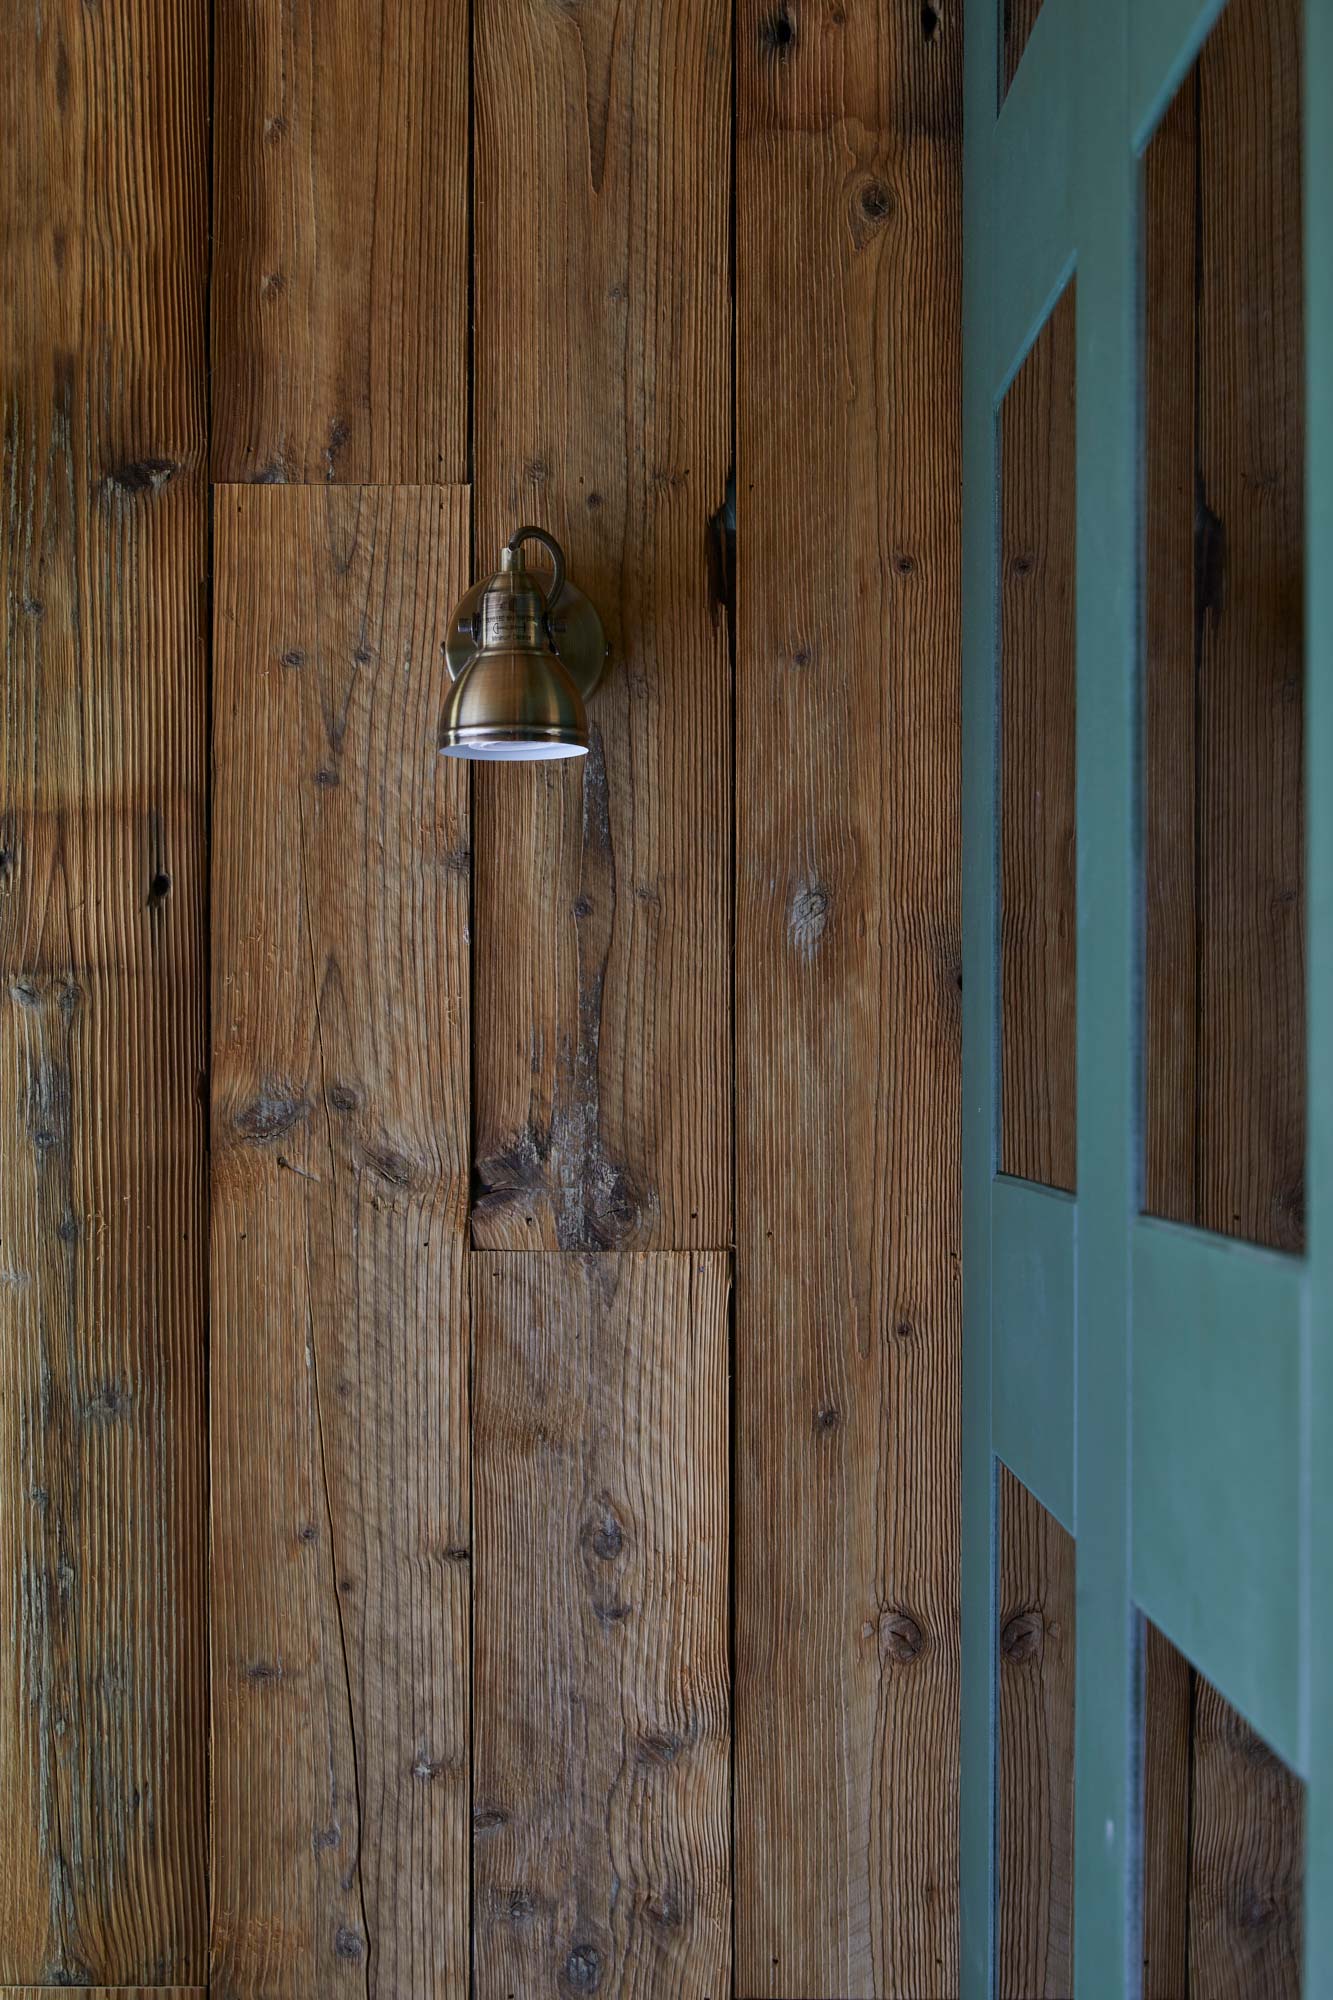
[212,0,469,485]
[0,0,209,1980]
[210,484,471,1996]
[471,1250,731,1997]
[997,1466,1075,2000]
[999,282,1078,1195]
[470,0,732,1253]
[734,1,963,1989]
[1003,0,1046,94]
[1188,1677,1304,1997]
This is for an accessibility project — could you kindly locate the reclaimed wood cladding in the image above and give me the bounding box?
[996,1467,1075,2000]
[470,0,732,1254]
[472,1252,731,1996]
[5,0,973,1992]
[999,282,1077,1196]
[735,1,962,1992]
[211,0,469,486]
[210,487,472,1996]
[0,0,209,1983]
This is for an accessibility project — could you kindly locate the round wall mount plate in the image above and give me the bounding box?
[445,577,610,702]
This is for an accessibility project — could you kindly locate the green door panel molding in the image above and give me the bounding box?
[961,0,1329,1993]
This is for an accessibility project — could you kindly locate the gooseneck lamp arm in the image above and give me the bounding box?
[504,525,565,614]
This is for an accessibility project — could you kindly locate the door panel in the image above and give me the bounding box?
[962,0,1326,1993]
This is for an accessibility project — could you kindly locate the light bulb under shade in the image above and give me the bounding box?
[439,735,588,762]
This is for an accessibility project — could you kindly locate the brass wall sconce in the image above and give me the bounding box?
[439,526,609,761]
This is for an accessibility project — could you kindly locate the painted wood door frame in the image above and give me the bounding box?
[961,0,1332,1993]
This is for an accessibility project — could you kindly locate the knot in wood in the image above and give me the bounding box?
[880,1608,926,1664]
[234,1085,309,1144]
[584,1502,625,1562]
[564,1943,602,1991]
[759,6,796,58]
[637,1730,683,1766]
[1000,1608,1044,1664]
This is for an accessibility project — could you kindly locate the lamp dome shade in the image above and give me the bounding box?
[438,645,589,761]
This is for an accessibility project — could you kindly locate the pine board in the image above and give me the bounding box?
[211,0,469,485]
[999,281,1077,1195]
[0,0,209,1980]
[734,1,963,1989]
[471,1250,731,1998]
[210,484,472,1997]
[470,0,732,1252]
[996,1466,1075,2000]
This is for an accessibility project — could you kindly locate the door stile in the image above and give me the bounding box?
[1069,3,1142,1993]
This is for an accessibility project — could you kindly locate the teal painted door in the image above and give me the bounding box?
[961,0,1332,1993]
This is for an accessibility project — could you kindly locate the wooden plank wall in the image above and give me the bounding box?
[735,3,962,1993]
[4,0,966,1996]
[1,0,209,1984]
[470,0,732,1256]
[472,1252,731,1991]
[210,488,472,1992]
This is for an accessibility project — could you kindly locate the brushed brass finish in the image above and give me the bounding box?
[440,527,610,760]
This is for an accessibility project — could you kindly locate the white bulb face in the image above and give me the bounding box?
[439,740,588,762]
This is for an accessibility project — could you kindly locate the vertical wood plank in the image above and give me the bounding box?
[999,281,1077,1194]
[211,0,469,485]
[1003,0,1046,95]
[211,485,472,1997]
[1188,1678,1304,1998]
[1140,1625,1192,1999]
[996,1467,1075,2000]
[735,2,963,1990]
[1194,0,1305,1256]
[470,0,732,1253]
[1,0,208,1981]
[471,1250,731,1997]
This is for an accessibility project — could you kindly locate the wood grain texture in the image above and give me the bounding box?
[211,485,471,1997]
[996,1467,1074,2000]
[1,0,208,1981]
[1145,0,1305,1256]
[999,281,1077,1194]
[735,3,962,1991]
[1188,1679,1304,1998]
[1002,0,1045,94]
[1,1991,206,1997]
[471,1251,731,1998]
[1194,0,1305,1255]
[211,0,469,484]
[470,0,732,1253]
[1141,1624,1191,2000]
